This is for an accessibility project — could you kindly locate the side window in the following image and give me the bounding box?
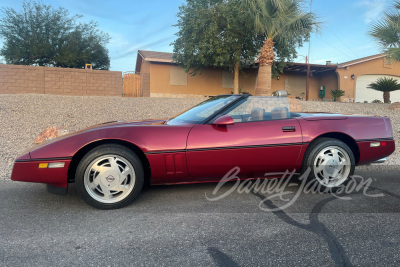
[226,96,290,123]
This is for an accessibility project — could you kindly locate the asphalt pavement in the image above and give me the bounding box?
[0,166,399,266]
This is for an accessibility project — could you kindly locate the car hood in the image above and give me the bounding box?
[24,119,169,154]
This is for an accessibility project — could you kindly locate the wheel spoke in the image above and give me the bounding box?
[331,168,340,179]
[332,160,347,178]
[322,171,331,185]
[315,164,324,174]
[100,184,112,199]
[108,157,119,171]
[337,160,346,172]
[120,166,131,183]
[91,164,107,174]
[93,175,101,186]
[88,180,99,190]
[331,149,340,163]
[115,185,128,193]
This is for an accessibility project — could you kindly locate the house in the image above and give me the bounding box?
[337,54,400,102]
[135,50,400,102]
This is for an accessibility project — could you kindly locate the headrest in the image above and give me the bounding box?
[251,108,263,121]
[271,107,289,120]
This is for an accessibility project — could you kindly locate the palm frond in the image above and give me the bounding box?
[386,47,400,61]
[243,0,317,39]
[367,77,400,92]
[369,1,400,59]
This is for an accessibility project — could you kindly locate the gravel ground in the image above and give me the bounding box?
[0,94,398,180]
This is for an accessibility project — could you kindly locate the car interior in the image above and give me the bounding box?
[229,107,301,123]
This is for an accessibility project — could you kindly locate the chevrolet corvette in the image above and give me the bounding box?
[11,95,395,209]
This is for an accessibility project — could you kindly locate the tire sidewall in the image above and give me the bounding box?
[75,144,144,209]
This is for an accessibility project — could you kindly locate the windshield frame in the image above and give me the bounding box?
[167,94,248,125]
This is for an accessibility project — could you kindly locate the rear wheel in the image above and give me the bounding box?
[75,144,144,209]
[301,138,355,191]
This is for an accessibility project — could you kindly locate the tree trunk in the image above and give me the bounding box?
[255,38,274,96]
[383,91,390,103]
[255,64,272,96]
[233,62,240,94]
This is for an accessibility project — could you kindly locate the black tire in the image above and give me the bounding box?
[300,138,355,192]
[75,144,144,209]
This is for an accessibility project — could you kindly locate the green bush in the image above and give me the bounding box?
[372,99,383,103]
[331,89,345,102]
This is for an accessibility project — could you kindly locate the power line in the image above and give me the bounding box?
[316,37,354,62]
[326,26,359,58]
[307,0,312,63]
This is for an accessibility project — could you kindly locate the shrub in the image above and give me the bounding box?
[331,89,345,102]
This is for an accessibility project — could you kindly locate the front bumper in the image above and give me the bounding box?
[11,158,71,188]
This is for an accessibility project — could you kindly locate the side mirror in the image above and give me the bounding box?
[212,115,234,126]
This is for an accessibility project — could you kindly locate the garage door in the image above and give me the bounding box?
[356,75,400,103]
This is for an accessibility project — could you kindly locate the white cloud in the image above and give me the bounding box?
[356,0,387,23]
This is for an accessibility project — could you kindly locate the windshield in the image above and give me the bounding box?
[168,95,241,124]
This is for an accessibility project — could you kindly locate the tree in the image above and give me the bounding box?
[244,0,316,96]
[369,1,400,62]
[367,77,400,103]
[0,1,110,69]
[173,0,265,94]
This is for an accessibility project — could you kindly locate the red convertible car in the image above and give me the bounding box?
[12,95,395,209]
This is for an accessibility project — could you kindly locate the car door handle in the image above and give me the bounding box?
[282,126,296,132]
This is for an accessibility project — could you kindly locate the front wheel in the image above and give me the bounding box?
[301,138,355,191]
[75,144,144,209]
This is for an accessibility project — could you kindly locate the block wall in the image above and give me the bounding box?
[0,64,122,96]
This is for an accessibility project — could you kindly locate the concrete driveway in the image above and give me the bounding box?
[0,166,399,266]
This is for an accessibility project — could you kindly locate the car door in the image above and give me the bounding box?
[185,97,303,180]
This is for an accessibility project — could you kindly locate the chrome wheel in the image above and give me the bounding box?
[84,155,136,204]
[313,146,351,188]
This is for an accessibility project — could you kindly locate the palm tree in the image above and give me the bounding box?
[244,0,316,96]
[369,1,400,61]
[367,77,400,103]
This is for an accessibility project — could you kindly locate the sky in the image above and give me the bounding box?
[0,0,393,72]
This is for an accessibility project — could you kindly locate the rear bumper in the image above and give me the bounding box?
[357,139,395,165]
[372,158,387,164]
[11,159,71,188]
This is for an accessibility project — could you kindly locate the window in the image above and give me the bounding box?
[170,66,188,86]
[168,95,240,124]
[225,96,291,123]
[385,57,391,66]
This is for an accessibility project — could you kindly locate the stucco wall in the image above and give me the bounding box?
[270,72,337,100]
[145,61,339,100]
[337,57,400,99]
[318,72,339,100]
[149,63,259,96]
[0,64,122,96]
